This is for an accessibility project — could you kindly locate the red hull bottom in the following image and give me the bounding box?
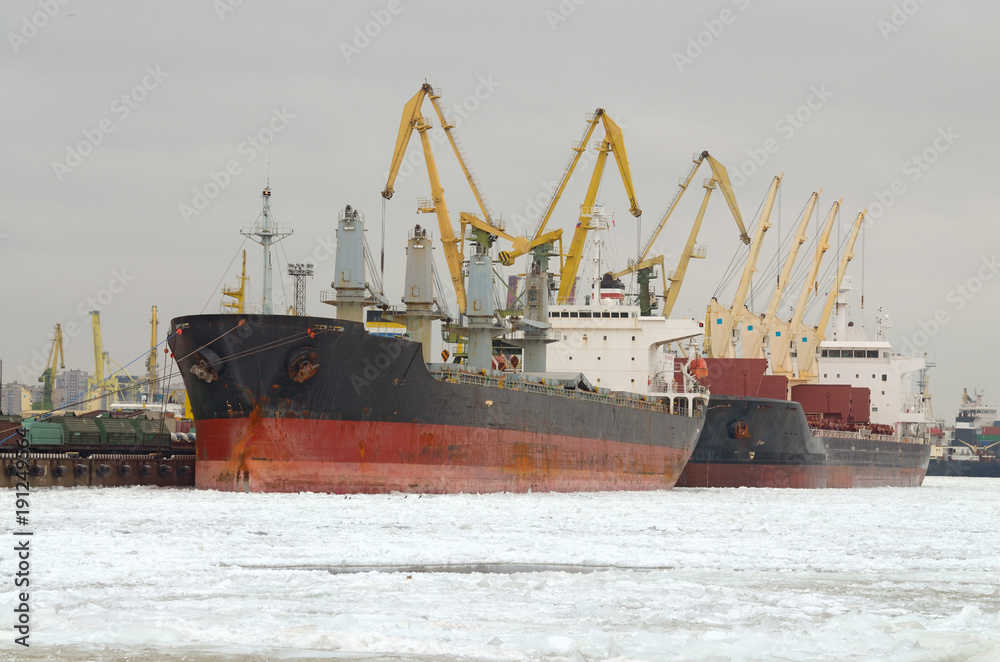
[194,418,696,494]
[675,463,927,489]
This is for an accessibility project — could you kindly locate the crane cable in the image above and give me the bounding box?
[381,197,387,294]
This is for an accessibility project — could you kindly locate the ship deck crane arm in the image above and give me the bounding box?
[811,210,866,344]
[789,198,839,333]
[741,190,820,359]
[796,209,866,381]
[426,87,495,224]
[706,173,782,358]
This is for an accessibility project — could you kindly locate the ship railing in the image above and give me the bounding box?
[811,428,930,445]
[650,377,708,396]
[428,369,687,414]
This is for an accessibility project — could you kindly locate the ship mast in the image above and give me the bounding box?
[242,184,292,314]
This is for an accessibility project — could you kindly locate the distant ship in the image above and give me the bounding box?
[926,389,1000,477]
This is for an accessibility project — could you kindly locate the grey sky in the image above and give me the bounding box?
[2,0,997,421]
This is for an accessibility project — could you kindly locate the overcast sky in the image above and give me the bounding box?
[2,1,997,421]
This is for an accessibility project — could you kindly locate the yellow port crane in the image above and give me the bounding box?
[705,173,783,359]
[383,83,503,314]
[383,83,564,317]
[740,190,821,359]
[769,199,840,377]
[794,209,867,383]
[90,310,133,406]
[89,312,106,411]
[556,109,641,305]
[34,324,64,411]
[611,151,750,316]
[146,305,158,402]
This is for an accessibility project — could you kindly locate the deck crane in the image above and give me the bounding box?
[705,173,783,359]
[740,190,820,359]
[611,151,751,316]
[770,199,840,377]
[556,109,642,304]
[34,324,64,411]
[793,209,867,382]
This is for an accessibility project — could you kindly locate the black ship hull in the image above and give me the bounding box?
[676,394,931,488]
[168,314,706,493]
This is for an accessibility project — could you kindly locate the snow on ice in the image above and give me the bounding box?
[2,476,999,661]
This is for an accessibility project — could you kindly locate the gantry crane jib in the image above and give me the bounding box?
[533,109,604,240]
[382,86,430,201]
[659,177,718,318]
[636,151,748,264]
[613,152,746,319]
[556,109,641,304]
[703,154,750,245]
[382,83,468,314]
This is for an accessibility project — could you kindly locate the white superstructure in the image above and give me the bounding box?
[544,302,702,394]
[815,290,932,436]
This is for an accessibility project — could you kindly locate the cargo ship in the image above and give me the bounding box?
[926,389,1000,477]
[543,285,932,488]
[169,190,708,494]
[544,185,931,488]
